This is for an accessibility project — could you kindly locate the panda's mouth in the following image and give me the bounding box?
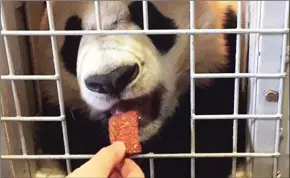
[108,86,163,127]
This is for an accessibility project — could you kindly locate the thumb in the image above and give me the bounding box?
[67,142,126,178]
[93,141,126,176]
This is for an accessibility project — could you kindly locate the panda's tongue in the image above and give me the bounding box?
[110,101,143,120]
[111,107,142,122]
[111,102,138,115]
[114,109,124,115]
[110,94,156,121]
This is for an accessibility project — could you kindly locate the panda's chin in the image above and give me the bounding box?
[108,86,163,128]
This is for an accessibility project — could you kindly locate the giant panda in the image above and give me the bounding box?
[35,1,249,178]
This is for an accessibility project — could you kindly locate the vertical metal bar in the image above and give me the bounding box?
[142,1,152,177]
[232,1,242,177]
[248,1,262,175]
[190,1,195,178]
[142,1,149,30]
[149,157,155,178]
[273,2,289,177]
[45,1,71,173]
[0,1,27,155]
[94,0,101,30]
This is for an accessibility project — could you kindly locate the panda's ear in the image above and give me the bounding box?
[60,16,82,76]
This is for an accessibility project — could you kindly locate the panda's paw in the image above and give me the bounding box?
[228,168,252,178]
[34,160,66,178]
[34,169,66,178]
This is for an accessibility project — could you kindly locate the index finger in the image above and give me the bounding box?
[93,141,126,175]
[67,142,126,177]
[120,158,145,178]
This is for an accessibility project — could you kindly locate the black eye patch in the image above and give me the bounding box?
[60,15,82,76]
[128,1,177,55]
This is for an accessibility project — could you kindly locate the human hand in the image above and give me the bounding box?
[66,141,145,178]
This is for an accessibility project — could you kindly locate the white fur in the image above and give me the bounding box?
[77,30,161,113]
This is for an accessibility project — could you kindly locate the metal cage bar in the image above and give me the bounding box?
[149,153,155,178]
[94,0,101,30]
[1,152,280,160]
[140,1,153,177]
[232,1,243,177]
[0,1,28,156]
[247,1,262,175]
[45,1,71,173]
[1,114,283,122]
[273,1,290,177]
[1,28,288,36]
[2,116,65,121]
[189,1,196,178]
[1,73,285,80]
[142,1,149,30]
[1,74,59,80]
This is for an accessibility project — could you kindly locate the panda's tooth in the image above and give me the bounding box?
[115,109,122,115]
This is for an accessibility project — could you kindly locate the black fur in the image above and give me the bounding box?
[60,16,82,76]
[128,1,177,54]
[36,5,247,178]
[36,101,110,169]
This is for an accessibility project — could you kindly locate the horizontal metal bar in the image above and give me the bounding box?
[1,75,59,80]
[1,28,288,36]
[1,153,280,160]
[0,73,285,81]
[1,116,64,121]
[0,0,133,1]
[0,0,123,1]
[1,114,281,122]
[132,153,280,159]
[191,73,285,78]
[193,114,282,120]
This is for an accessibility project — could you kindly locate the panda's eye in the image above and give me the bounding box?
[112,20,119,26]
[109,17,129,30]
[107,20,120,30]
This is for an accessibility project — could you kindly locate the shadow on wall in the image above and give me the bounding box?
[0,19,12,178]
[1,127,13,178]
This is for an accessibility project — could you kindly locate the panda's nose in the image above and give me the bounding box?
[85,64,139,94]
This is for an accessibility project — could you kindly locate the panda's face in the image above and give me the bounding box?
[39,1,227,142]
[76,1,183,141]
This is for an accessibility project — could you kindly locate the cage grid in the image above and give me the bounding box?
[0,1,289,178]
[1,2,29,162]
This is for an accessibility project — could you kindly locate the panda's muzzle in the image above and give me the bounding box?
[84,63,139,95]
[102,84,164,128]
